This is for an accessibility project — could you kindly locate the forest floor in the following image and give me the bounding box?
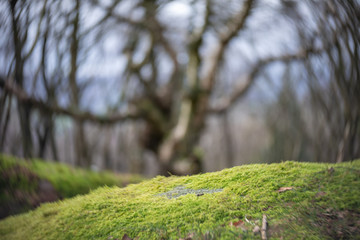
[0,158,359,239]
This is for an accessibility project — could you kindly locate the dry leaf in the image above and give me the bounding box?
[277,187,294,193]
[229,219,244,227]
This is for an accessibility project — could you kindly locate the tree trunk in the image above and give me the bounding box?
[69,0,90,167]
[49,117,59,161]
[74,120,90,167]
[0,95,12,150]
[222,112,235,167]
[10,2,33,158]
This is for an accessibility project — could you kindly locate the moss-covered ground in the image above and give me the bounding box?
[0,154,144,218]
[0,160,359,239]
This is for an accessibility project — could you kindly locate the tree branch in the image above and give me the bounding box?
[24,0,48,60]
[202,0,255,91]
[0,77,140,124]
[209,47,324,113]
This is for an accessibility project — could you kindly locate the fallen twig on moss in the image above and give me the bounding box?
[261,214,267,240]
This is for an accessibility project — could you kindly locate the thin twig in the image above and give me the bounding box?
[245,215,254,225]
[261,214,267,240]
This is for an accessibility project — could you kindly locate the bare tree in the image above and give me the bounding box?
[263,0,360,164]
[0,0,358,175]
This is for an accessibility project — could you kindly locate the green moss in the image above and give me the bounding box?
[0,154,144,199]
[0,160,359,239]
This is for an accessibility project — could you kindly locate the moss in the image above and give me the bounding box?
[0,154,144,219]
[0,154,144,199]
[0,160,359,239]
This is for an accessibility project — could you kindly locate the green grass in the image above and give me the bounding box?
[0,154,143,198]
[0,159,359,239]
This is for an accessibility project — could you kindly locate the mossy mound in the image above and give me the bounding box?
[0,154,144,218]
[0,160,359,239]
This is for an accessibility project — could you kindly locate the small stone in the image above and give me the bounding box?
[253,225,261,234]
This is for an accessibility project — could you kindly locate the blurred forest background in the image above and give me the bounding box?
[0,0,359,177]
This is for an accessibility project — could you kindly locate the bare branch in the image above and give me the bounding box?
[209,47,324,113]
[128,34,154,72]
[79,0,122,38]
[24,0,48,60]
[189,0,211,48]
[0,77,140,124]
[202,0,255,91]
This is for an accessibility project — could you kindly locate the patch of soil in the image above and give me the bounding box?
[267,223,287,239]
[0,164,60,219]
[316,208,360,239]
